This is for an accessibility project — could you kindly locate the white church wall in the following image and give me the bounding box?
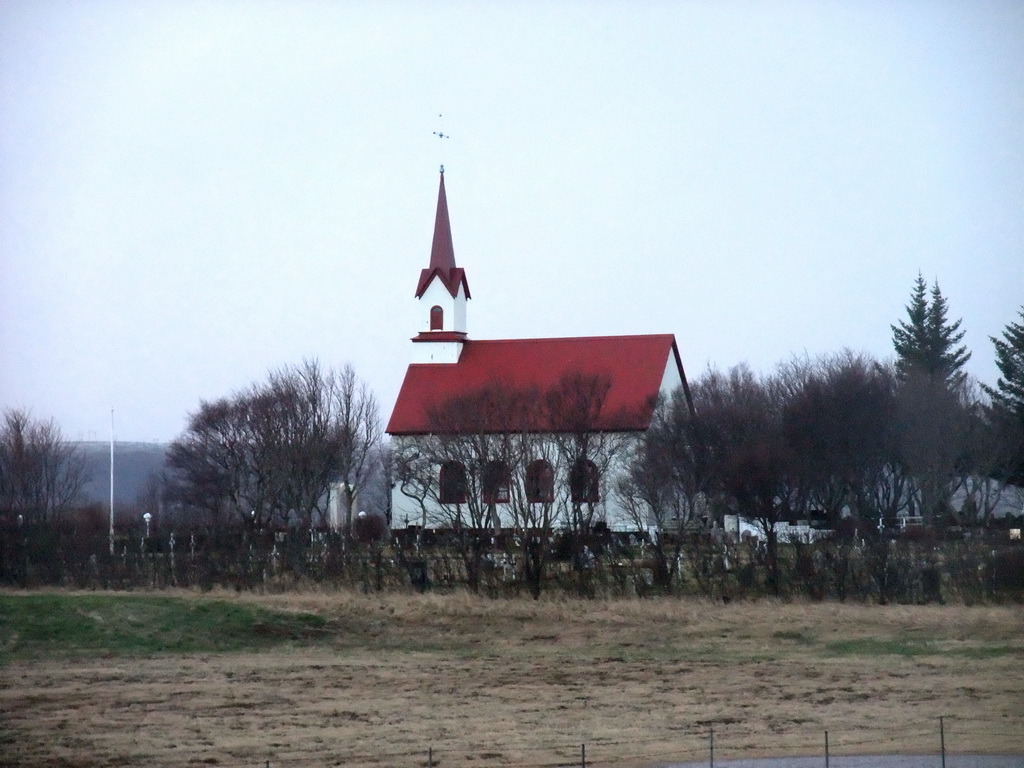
[389,436,641,533]
[411,339,464,364]
[452,285,466,333]
[390,483,636,532]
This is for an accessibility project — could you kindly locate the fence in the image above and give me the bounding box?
[75,716,1020,768]
[2,522,1023,601]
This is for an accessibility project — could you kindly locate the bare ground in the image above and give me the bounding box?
[2,591,1022,768]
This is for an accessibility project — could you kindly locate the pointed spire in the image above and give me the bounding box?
[428,166,456,273]
[415,169,471,299]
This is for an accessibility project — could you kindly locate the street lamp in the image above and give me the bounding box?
[109,407,115,555]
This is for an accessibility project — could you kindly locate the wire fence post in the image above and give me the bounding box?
[709,725,714,768]
[940,717,946,768]
[581,742,586,768]
[428,746,433,767]
[825,730,829,768]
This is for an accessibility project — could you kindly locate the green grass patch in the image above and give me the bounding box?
[824,637,1024,659]
[772,629,815,645]
[0,593,332,662]
[825,637,932,656]
[948,644,1024,659]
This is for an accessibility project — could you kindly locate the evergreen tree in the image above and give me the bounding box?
[982,307,1024,485]
[926,281,971,385]
[892,274,931,378]
[982,306,1024,422]
[891,273,971,386]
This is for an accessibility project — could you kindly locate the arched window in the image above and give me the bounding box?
[569,459,600,504]
[439,461,467,504]
[525,459,554,504]
[430,305,444,330]
[481,460,511,504]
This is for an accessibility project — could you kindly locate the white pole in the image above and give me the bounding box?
[109,407,114,555]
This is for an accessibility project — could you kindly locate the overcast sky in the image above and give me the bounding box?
[2,1,1022,443]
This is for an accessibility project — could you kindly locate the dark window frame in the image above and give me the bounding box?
[525,459,555,504]
[481,459,511,504]
[569,458,600,504]
[439,461,468,504]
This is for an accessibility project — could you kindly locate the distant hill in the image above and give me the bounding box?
[72,441,390,519]
[76,442,170,507]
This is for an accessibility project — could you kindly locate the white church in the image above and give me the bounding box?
[386,169,695,531]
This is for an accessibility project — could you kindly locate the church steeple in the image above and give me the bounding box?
[410,168,470,364]
[415,168,471,300]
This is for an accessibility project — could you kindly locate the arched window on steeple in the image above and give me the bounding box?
[430,305,444,331]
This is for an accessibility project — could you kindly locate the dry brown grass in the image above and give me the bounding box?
[2,590,1022,767]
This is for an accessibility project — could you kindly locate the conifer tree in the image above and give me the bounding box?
[983,306,1024,423]
[926,281,971,385]
[891,274,931,378]
[891,273,971,386]
[982,307,1024,485]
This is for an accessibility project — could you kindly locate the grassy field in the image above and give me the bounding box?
[1,590,1022,768]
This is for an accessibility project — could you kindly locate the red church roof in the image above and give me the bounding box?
[414,170,471,300]
[387,334,686,435]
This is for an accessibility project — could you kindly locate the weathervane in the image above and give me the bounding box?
[433,113,448,173]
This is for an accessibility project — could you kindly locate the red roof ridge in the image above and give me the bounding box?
[454,333,675,345]
[412,330,467,343]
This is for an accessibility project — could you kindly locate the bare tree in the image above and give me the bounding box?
[950,379,1012,527]
[616,388,705,591]
[167,360,382,532]
[780,352,905,527]
[332,364,383,529]
[392,437,437,529]
[546,372,631,572]
[896,369,974,525]
[377,441,395,526]
[501,395,563,600]
[393,380,573,597]
[167,396,270,529]
[419,383,536,592]
[251,361,335,528]
[688,365,792,594]
[0,408,89,525]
